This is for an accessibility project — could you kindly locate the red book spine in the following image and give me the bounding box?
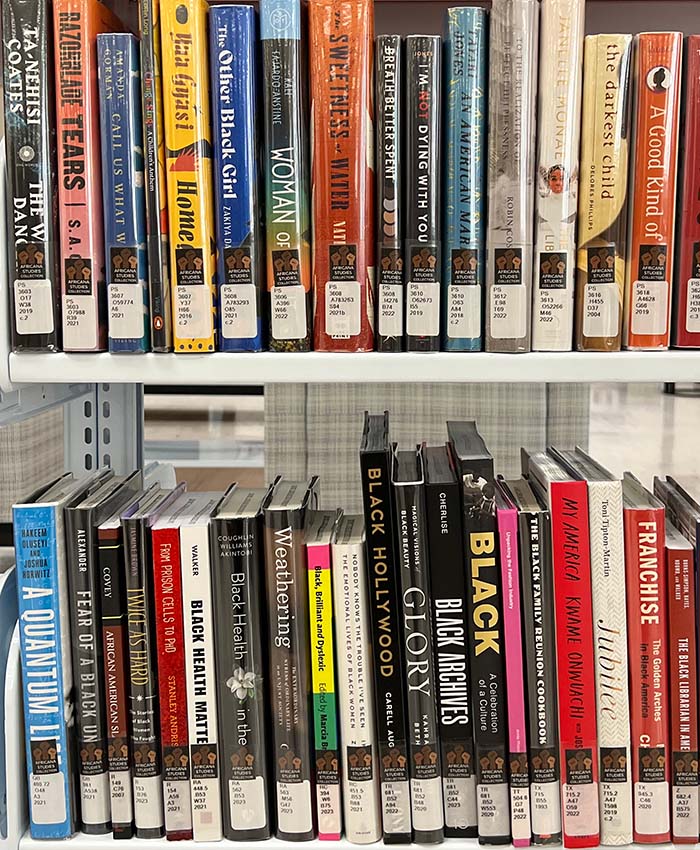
[624,505,670,843]
[674,35,700,348]
[152,525,193,841]
[666,536,698,843]
[550,480,600,848]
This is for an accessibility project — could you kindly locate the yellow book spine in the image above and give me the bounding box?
[161,0,216,351]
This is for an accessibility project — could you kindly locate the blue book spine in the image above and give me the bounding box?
[13,504,75,839]
[98,33,150,353]
[210,5,265,351]
[442,7,487,351]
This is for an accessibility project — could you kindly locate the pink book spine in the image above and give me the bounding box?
[497,504,532,847]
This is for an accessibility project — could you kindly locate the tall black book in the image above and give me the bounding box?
[359,413,412,843]
[447,421,510,845]
[423,445,478,838]
[376,35,404,353]
[392,447,444,844]
[210,484,275,841]
[405,35,441,352]
[2,0,62,351]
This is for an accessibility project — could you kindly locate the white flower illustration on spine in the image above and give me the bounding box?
[226,667,256,700]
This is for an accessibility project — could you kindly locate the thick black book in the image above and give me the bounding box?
[392,447,444,844]
[405,35,441,353]
[376,35,404,353]
[210,484,275,840]
[423,445,478,839]
[447,421,510,845]
[359,413,412,843]
[2,0,62,351]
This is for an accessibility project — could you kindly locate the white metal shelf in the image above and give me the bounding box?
[9,350,700,385]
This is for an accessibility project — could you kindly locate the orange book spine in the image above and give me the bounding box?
[623,32,682,350]
[309,0,375,352]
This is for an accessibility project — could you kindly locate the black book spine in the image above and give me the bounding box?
[518,510,562,845]
[2,0,61,351]
[425,476,478,838]
[210,513,272,840]
[65,507,110,834]
[394,472,444,844]
[376,34,404,353]
[360,448,412,842]
[124,518,164,838]
[405,35,441,353]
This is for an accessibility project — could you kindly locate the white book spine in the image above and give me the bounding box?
[588,479,633,845]
[532,0,585,351]
[332,536,382,844]
[180,522,223,842]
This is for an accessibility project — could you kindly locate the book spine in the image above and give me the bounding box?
[575,35,633,352]
[623,32,683,350]
[54,0,110,351]
[359,451,412,842]
[550,480,600,848]
[161,0,217,352]
[332,533,382,843]
[13,504,75,838]
[98,527,134,839]
[180,522,223,841]
[518,510,562,845]
[462,483,510,842]
[124,520,165,838]
[139,0,173,351]
[394,480,444,843]
[307,541,342,840]
[309,0,375,352]
[624,506,670,842]
[98,34,150,353]
[405,35,441,352]
[210,515,272,840]
[667,540,699,843]
[425,478,477,837]
[65,509,110,832]
[673,35,700,348]
[485,0,539,353]
[497,507,531,847]
[152,525,192,840]
[375,34,404,352]
[264,508,315,839]
[532,0,585,352]
[587,480,632,845]
[443,8,487,352]
[260,0,312,352]
[210,5,264,352]
[2,0,61,351]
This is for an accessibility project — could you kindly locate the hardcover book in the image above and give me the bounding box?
[375,34,404,352]
[532,0,585,352]
[263,478,319,840]
[54,0,120,351]
[623,32,683,350]
[575,35,633,352]
[424,445,478,838]
[447,421,510,845]
[97,33,150,353]
[309,0,375,352]
[331,516,382,844]
[210,4,264,352]
[443,7,487,352]
[2,0,62,351]
[161,0,217,352]
[306,510,342,841]
[485,0,539,353]
[405,35,441,352]
[260,0,312,352]
[359,413,412,843]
